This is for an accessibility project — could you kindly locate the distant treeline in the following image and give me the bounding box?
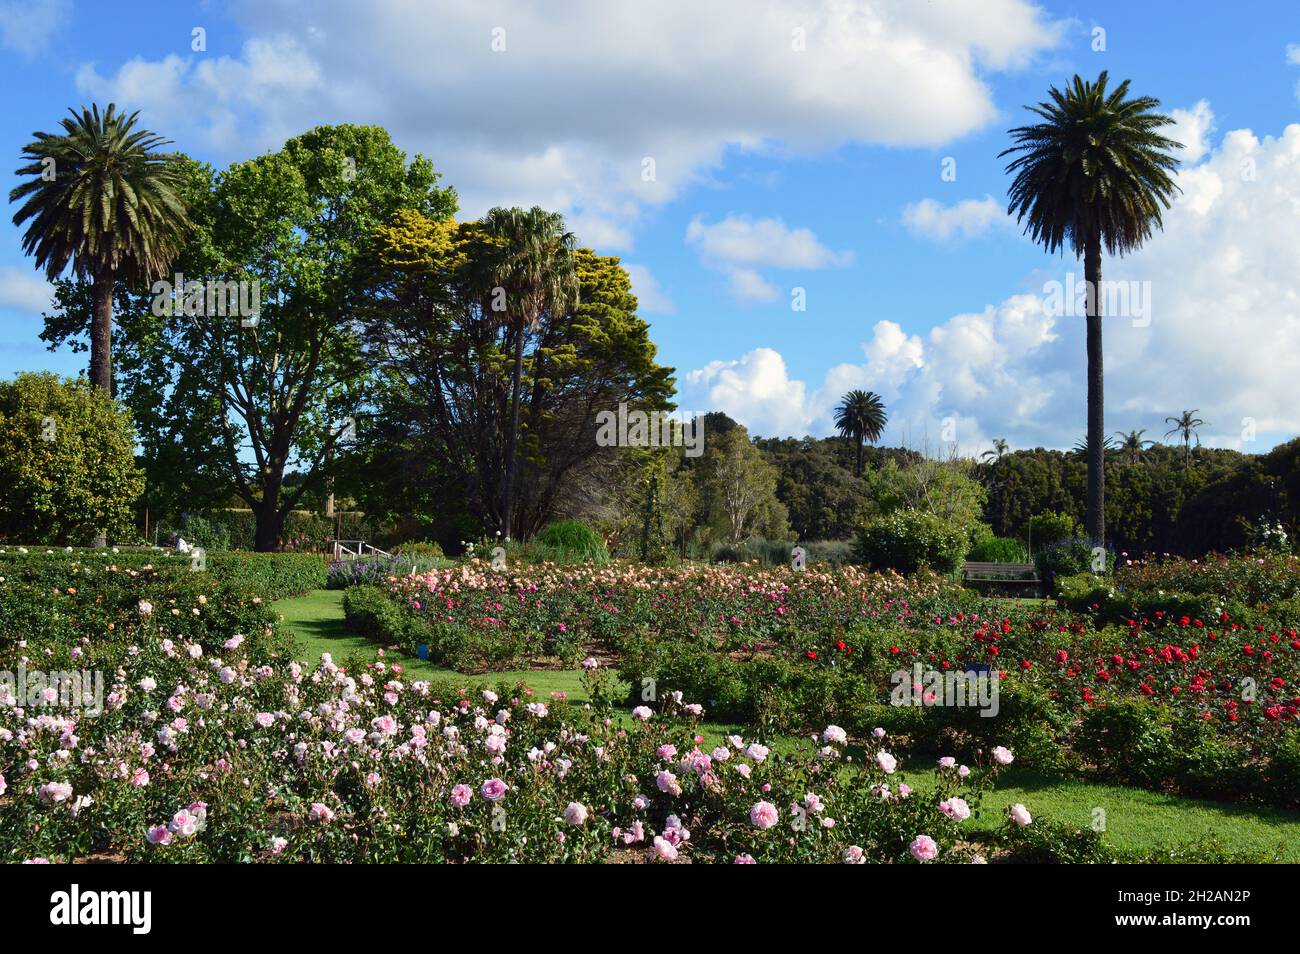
[755,432,1298,557]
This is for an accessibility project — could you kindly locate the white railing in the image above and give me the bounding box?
[331,540,392,561]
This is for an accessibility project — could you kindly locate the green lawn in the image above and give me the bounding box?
[274,588,1300,861]
[902,763,1300,861]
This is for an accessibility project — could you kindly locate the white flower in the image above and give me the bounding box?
[1009,803,1032,827]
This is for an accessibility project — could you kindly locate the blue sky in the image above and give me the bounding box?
[2,0,1299,455]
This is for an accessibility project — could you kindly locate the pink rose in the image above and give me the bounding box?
[749,801,779,829]
[910,834,939,862]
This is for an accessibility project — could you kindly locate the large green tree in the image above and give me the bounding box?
[703,426,789,543]
[358,209,673,540]
[1002,72,1180,548]
[41,126,455,549]
[10,104,190,394]
[480,207,580,538]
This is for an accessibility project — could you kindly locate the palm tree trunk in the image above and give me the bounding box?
[90,266,114,395]
[500,320,526,539]
[1084,230,1105,548]
[855,435,863,478]
[89,266,114,547]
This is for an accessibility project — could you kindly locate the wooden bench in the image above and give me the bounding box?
[961,561,1041,596]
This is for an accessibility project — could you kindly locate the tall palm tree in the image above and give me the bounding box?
[1070,434,1115,459]
[1164,410,1205,465]
[481,206,579,539]
[832,389,887,477]
[1113,428,1154,465]
[982,438,1011,533]
[981,438,1010,463]
[1002,72,1180,548]
[10,103,189,393]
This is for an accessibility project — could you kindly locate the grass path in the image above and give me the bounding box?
[273,589,1300,861]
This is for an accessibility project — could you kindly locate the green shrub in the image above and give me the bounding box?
[0,548,324,602]
[1266,728,1300,809]
[158,509,391,553]
[1035,536,1110,580]
[343,584,543,672]
[968,535,1030,564]
[393,540,445,559]
[531,520,609,564]
[0,372,145,545]
[938,676,1073,770]
[207,552,327,600]
[158,514,232,552]
[1026,511,1080,548]
[1170,718,1257,802]
[996,818,1113,863]
[1074,697,1176,786]
[854,511,968,575]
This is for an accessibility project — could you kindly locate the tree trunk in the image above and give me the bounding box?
[855,436,864,478]
[90,266,114,395]
[90,267,114,548]
[500,321,526,539]
[254,478,284,552]
[1084,230,1105,549]
[254,505,285,552]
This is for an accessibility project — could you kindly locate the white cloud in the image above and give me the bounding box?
[901,195,1006,241]
[686,214,853,269]
[726,268,781,305]
[1169,99,1215,164]
[0,267,54,314]
[623,263,676,314]
[0,0,69,57]
[686,213,851,303]
[681,348,810,436]
[682,110,1300,452]
[73,0,1064,239]
[1287,43,1300,65]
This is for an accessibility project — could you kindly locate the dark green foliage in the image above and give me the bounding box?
[855,511,969,574]
[532,519,609,564]
[638,474,669,564]
[967,535,1030,563]
[0,373,144,545]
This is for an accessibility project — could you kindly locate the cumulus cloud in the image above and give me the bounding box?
[0,267,54,314]
[1168,99,1215,164]
[685,108,1300,453]
[901,195,1007,241]
[72,0,1064,237]
[623,263,676,315]
[681,348,810,436]
[0,0,70,57]
[686,213,851,303]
